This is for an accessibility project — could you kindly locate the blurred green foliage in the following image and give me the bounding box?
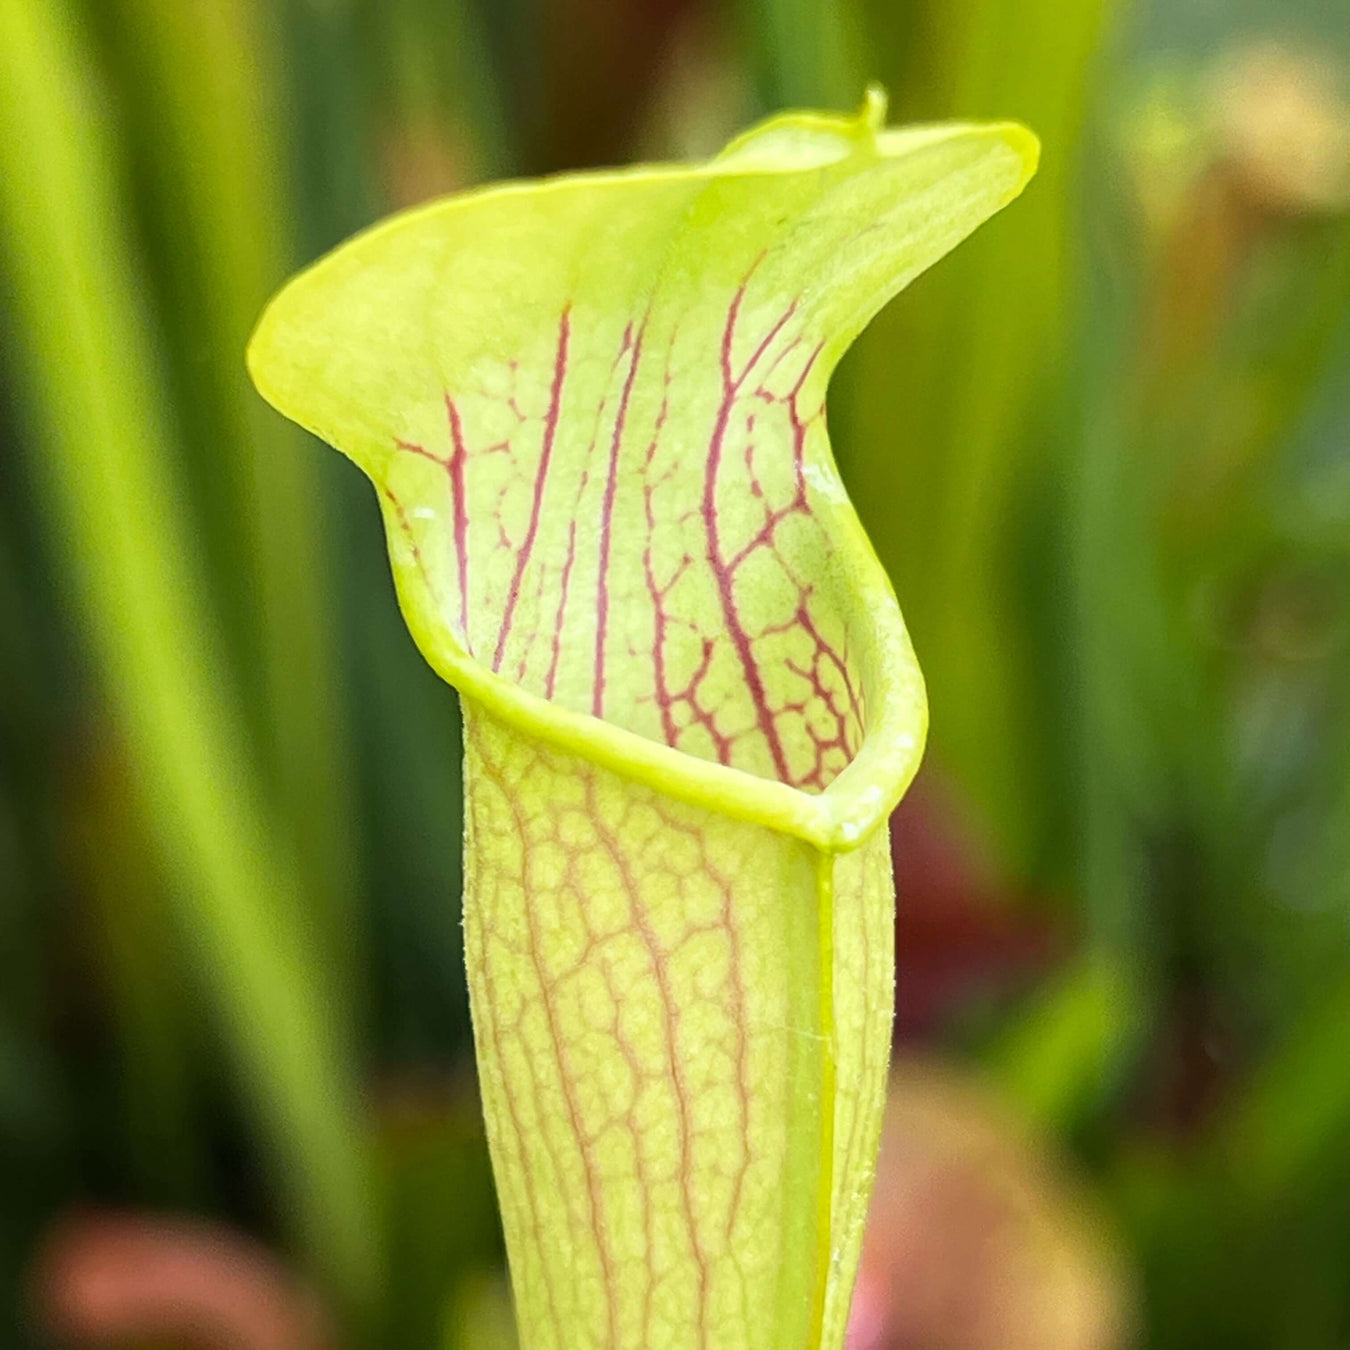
[0,0,1348,1345]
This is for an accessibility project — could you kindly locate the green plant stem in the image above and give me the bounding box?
[0,0,378,1306]
[105,0,362,989]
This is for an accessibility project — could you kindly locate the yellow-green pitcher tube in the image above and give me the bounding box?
[249,93,1037,1349]
[459,705,894,1348]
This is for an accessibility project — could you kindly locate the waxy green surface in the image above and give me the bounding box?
[250,93,1036,1350]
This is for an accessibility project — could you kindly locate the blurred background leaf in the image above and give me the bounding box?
[1,0,1349,1345]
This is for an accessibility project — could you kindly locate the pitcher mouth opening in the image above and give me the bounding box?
[360,279,925,852]
[386,492,925,857]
